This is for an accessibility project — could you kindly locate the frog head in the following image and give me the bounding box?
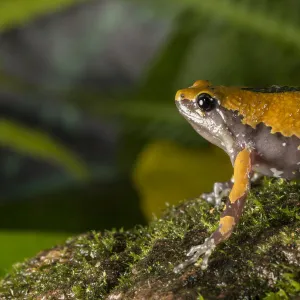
[175,80,239,161]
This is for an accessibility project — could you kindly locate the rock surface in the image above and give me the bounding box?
[0,179,299,299]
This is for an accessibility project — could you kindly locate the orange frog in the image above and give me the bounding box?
[174,80,300,272]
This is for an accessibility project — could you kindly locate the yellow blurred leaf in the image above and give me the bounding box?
[133,140,232,220]
[0,0,85,30]
[0,119,89,180]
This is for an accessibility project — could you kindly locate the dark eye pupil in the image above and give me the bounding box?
[196,93,215,112]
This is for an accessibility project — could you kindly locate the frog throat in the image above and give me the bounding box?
[176,99,236,160]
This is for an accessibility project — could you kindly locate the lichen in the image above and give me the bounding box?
[0,179,299,299]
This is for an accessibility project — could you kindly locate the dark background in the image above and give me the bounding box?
[0,0,299,275]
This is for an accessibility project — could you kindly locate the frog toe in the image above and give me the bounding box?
[173,238,216,273]
[201,192,217,205]
[173,252,200,273]
[186,243,208,257]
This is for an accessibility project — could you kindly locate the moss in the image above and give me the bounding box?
[0,179,299,299]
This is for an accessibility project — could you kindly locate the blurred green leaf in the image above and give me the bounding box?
[169,0,300,50]
[0,231,68,277]
[0,0,85,30]
[139,9,203,100]
[68,9,202,121]
[0,119,89,180]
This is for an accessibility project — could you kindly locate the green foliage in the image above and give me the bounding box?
[0,0,85,30]
[0,231,68,277]
[139,9,203,100]
[263,289,289,300]
[197,294,205,300]
[168,0,300,50]
[0,119,89,179]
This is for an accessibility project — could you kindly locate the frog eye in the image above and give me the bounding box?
[196,93,216,112]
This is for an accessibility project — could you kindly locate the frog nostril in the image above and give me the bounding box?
[175,90,186,101]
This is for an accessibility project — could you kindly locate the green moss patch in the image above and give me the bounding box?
[0,179,299,299]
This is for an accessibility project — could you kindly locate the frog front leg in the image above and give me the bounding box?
[174,148,252,273]
[201,171,261,207]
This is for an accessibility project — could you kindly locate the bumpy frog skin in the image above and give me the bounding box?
[174,80,300,273]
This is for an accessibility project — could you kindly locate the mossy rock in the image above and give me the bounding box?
[0,179,299,299]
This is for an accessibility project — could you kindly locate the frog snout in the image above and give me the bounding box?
[175,90,185,101]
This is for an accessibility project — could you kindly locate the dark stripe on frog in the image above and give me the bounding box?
[241,86,300,93]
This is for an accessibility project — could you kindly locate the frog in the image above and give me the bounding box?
[173,79,300,273]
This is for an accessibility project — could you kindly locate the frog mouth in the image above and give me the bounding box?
[175,99,198,120]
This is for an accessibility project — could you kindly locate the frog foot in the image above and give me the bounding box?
[173,237,216,273]
[201,181,232,207]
